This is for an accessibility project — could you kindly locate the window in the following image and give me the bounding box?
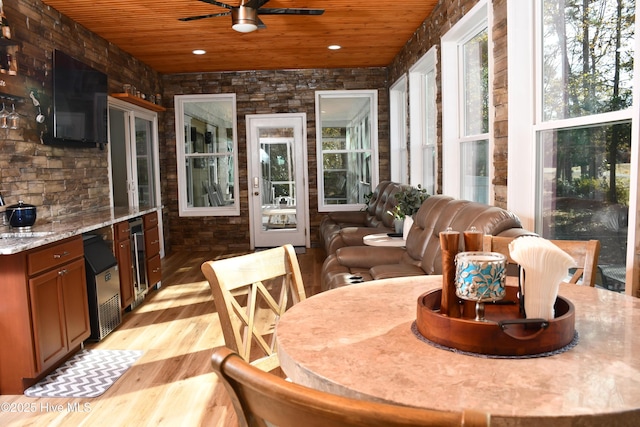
[441,0,491,203]
[409,46,438,194]
[509,0,636,292]
[174,94,239,216]
[390,76,408,183]
[315,90,379,212]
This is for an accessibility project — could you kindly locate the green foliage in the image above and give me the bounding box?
[388,185,429,219]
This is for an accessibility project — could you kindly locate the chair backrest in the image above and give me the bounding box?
[483,235,601,287]
[201,245,306,372]
[211,347,491,427]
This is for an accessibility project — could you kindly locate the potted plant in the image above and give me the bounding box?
[388,184,429,235]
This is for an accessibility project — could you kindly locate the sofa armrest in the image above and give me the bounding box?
[334,246,406,269]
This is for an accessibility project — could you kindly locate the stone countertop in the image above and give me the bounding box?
[0,206,160,255]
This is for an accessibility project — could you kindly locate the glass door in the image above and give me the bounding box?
[247,113,309,248]
[108,99,163,256]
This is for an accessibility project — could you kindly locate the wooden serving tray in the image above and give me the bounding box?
[416,286,575,356]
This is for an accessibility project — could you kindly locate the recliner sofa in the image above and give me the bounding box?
[319,181,407,255]
[321,195,534,291]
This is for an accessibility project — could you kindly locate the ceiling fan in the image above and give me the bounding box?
[179,0,325,33]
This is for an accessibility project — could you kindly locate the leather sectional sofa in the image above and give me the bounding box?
[321,195,534,291]
[319,181,407,255]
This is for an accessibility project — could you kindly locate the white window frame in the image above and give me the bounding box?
[390,75,408,183]
[315,90,379,212]
[409,46,438,193]
[508,0,640,296]
[441,0,493,203]
[174,93,240,217]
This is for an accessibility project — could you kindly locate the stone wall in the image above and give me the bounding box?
[162,69,389,252]
[0,0,161,221]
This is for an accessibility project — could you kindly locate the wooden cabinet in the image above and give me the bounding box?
[0,235,91,393]
[143,212,162,287]
[29,257,88,372]
[114,221,134,309]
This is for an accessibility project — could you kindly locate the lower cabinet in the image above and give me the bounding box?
[114,221,135,309]
[143,212,162,288]
[29,257,90,372]
[0,235,91,394]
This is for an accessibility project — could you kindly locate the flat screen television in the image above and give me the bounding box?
[44,49,108,147]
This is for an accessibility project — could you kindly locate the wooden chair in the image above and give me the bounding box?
[483,235,601,287]
[211,347,491,427]
[201,245,306,372]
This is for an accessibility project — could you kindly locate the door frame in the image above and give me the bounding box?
[246,113,310,249]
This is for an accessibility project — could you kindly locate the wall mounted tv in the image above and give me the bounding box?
[44,49,108,147]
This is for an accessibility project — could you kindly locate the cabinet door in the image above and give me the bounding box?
[116,237,134,308]
[29,270,67,373]
[144,226,160,258]
[146,253,162,287]
[61,258,91,349]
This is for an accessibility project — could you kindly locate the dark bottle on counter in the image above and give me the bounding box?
[0,46,8,73]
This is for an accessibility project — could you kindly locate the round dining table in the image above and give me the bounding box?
[275,275,640,426]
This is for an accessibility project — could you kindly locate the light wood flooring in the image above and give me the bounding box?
[0,247,326,427]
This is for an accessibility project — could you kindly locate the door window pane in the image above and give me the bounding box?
[541,0,634,121]
[135,117,155,206]
[260,130,297,231]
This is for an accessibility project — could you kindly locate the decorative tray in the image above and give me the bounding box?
[415,285,575,356]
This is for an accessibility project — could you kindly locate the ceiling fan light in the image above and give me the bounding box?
[231,7,258,33]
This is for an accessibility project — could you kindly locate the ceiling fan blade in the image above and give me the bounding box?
[196,0,233,9]
[257,8,325,16]
[178,11,230,22]
[256,16,267,29]
[244,0,271,9]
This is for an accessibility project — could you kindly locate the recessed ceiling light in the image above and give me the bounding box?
[192,49,206,55]
[328,45,341,50]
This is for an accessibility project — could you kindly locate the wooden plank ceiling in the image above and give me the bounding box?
[39,0,438,74]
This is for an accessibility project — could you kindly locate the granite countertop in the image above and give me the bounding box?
[0,206,160,255]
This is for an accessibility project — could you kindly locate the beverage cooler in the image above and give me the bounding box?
[83,235,122,341]
[129,217,149,306]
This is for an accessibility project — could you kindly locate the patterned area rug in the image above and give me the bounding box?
[24,349,143,398]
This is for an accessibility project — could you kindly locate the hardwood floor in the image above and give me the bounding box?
[0,247,326,427]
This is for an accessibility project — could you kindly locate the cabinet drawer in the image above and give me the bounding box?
[114,221,130,242]
[143,212,158,230]
[144,226,160,257]
[28,236,83,277]
[146,254,162,287]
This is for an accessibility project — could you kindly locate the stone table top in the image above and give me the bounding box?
[276,275,640,427]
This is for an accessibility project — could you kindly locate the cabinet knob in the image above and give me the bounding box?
[53,251,70,259]
[58,269,68,276]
